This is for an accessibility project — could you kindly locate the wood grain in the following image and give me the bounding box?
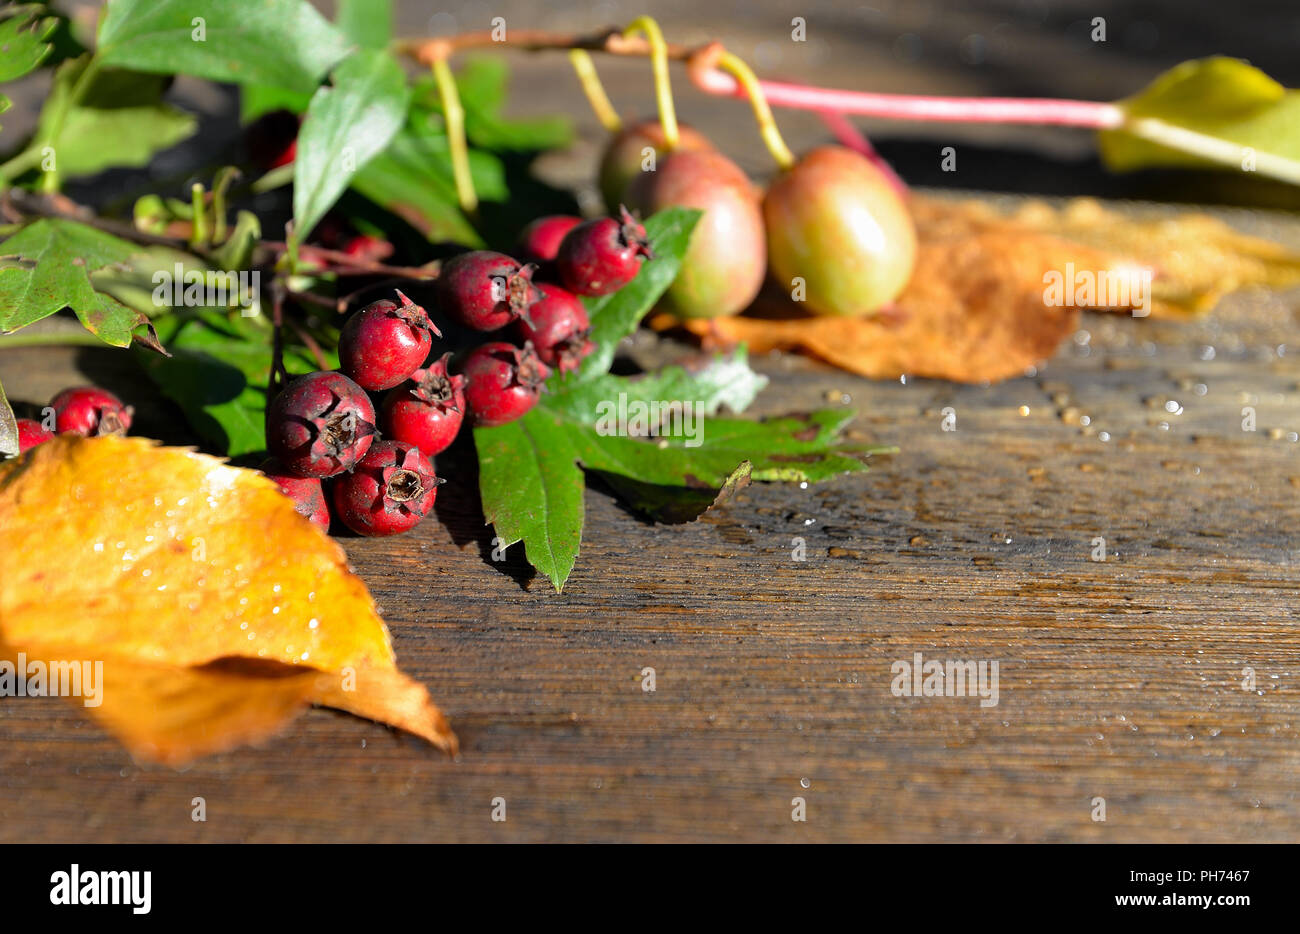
[2,275,1298,842]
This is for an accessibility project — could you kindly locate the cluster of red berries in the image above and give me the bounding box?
[261,207,653,537]
[14,386,134,452]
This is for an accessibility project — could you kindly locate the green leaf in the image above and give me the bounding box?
[0,377,17,459]
[96,0,349,93]
[293,49,411,242]
[1100,57,1300,185]
[34,58,196,179]
[337,0,390,50]
[138,310,329,457]
[475,415,586,592]
[576,207,702,380]
[0,218,150,346]
[0,11,57,82]
[349,123,504,246]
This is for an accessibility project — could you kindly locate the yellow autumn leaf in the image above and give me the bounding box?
[0,435,456,765]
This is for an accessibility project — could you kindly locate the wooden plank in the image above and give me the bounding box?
[2,277,1298,841]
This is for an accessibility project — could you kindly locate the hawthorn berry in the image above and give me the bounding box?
[50,386,133,437]
[515,215,582,264]
[331,440,441,537]
[457,341,550,428]
[436,251,539,332]
[259,458,330,530]
[338,290,440,391]
[514,283,594,374]
[15,418,54,452]
[265,370,375,478]
[556,207,653,296]
[380,353,467,457]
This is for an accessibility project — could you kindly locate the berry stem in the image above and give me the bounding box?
[431,56,478,215]
[694,68,1124,129]
[400,28,1124,131]
[622,16,678,149]
[700,46,795,170]
[568,49,622,133]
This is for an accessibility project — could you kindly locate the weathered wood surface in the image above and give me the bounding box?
[3,280,1298,842]
[3,0,1300,844]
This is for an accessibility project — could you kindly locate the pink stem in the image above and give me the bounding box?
[694,69,1124,129]
[816,110,910,197]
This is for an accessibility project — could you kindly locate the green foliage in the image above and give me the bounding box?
[35,58,196,179]
[0,10,58,82]
[0,219,149,347]
[475,209,881,592]
[96,0,349,93]
[292,49,411,243]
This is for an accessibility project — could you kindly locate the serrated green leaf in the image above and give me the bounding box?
[97,0,349,93]
[0,12,57,82]
[34,58,196,179]
[0,218,149,346]
[293,49,411,242]
[1100,57,1300,185]
[577,207,702,380]
[474,414,586,592]
[137,310,330,457]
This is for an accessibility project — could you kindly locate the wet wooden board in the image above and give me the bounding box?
[2,276,1298,842]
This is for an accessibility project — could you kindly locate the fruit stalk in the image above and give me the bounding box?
[622,16,679,150]
[431,56,478,214]
[568,49,622,132]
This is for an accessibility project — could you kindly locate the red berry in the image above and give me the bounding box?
[15,418,54,452]
[436,251,539,332]
[457,342,550,428]
[50,386,133,437]
[259,458,330,530]
[556,207,653,296]
[342,234,393,262]
[515,215,582,264]
[265,371,375,478]
[515,283,594,374]
[380,353,467,457]
[339,290,440,391]
[331,440,441,537]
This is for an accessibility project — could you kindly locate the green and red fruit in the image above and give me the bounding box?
[626,148,765,319]
[598,119,714,213]
[763,145,916,317]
